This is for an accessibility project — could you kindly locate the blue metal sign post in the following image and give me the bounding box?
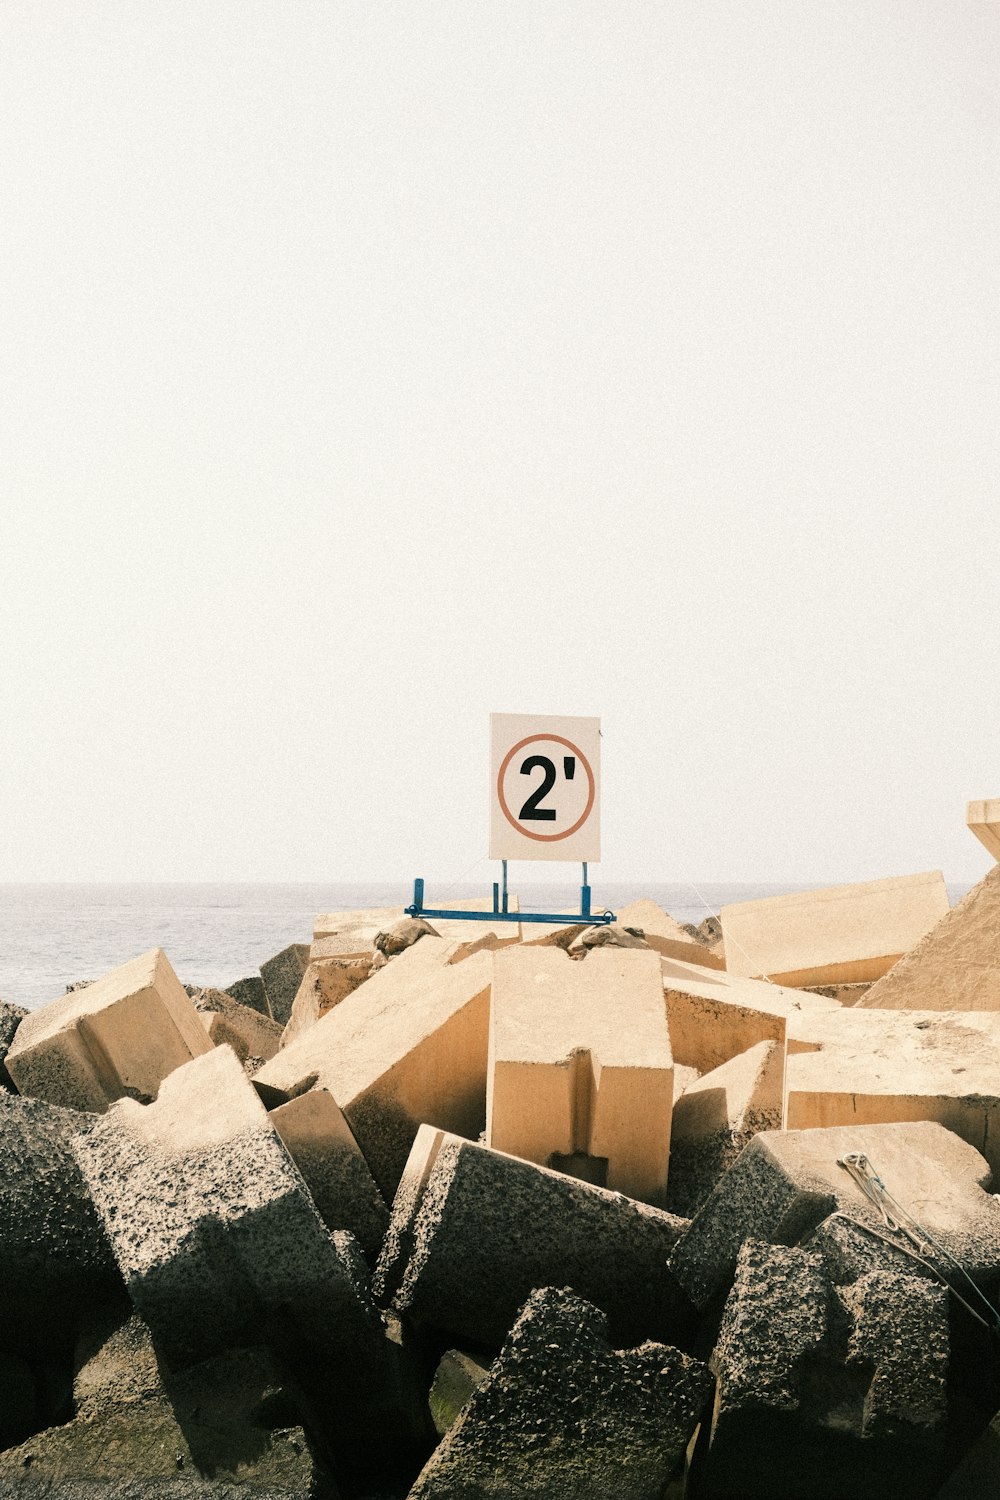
[406,863,615,927]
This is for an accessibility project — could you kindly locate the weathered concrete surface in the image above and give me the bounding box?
[280,958,370,1048]
[72,1045,386,1379]
[662,956,839,1076]
[0,1331,329,1498]
[721,872,949,987]
[700,1241,949,1500]
[409,1287,712,1500]
[668,1040,784,1218]
[0,997,27,1089]
[375,1126,689,1351]
[254,938,493,1197]
[617,897,726,970]
[193,988,284,1065]
[967,797,1000,862]
[488,947,673,1203]
[259,943,310,1027]
[428,1349,490,1437]
[223,973,269,1016]
[859,862,1000,1012]
[785,1006,1000,1175]
[0,1093,119,1342]
[269,1087,389,1255]
[668,1120,1000,1311]
[6,948,214,1113]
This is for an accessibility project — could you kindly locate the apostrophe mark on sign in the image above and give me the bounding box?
[564,756,576,781]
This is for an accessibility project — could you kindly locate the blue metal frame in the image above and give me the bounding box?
[405,863,615,926]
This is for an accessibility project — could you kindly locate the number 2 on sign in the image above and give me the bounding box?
[518,755,577,821]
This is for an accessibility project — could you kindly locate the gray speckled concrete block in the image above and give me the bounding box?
[71,1045,386,1384]
[408,1285,712,1500]
[260,943,311,1026]
[375,1126,690,1351]
[0,998,27,1088]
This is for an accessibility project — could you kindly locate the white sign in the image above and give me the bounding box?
[489,713,600,862]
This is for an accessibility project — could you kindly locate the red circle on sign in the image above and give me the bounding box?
[497,734,595,842]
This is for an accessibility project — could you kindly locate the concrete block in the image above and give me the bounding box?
[701,1241,948,1500]
[5,948,214,1113]
[617,897,727,970]
[269,1087,389,1255]
[0,1093,120,1342]
[0,1332,328,1498]
[192,987,284,1065]
[785,1006,1000,1177]
[428,1349,490,1437]
[280,957,370,1048]
[375,1125,689,1351]
[859,862,1000,1012]
[668,1119,1000,1311]
[254,937,493,1197]
[409,1287,712,1500]
[259,942,310,1025]
[487,946,673,1202]
[313,898,522,958]
[668,1040,784,1217]
[967,797,1000,861]
[223,973,269,1015]
[662,956,839,1076]
[72,1044,387,1379]
[721,872,950,987]
[0,997,27,1089]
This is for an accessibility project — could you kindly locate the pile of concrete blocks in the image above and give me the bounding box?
[6,867,1000,1496]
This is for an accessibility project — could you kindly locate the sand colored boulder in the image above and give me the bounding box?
[967,797,1000,861]
[280,956,370,1048]
[701,1241,949,1500]
[661,956,839,1076]
[785,1006,1000,1176]
[269,1086,388,1254]
[312,897,522,958]
[858,862,1000,1012]
[487,946,673,1203]
[254,937,493,1196]
[72,1044,386,1379]
[668,1119,1000,1311]
[668,1040,784,1217]
[5,947,214,1113]
[617,897,726,970]
[409,1286,712,1500]
[375,1125,689,1351]
[720,872,950,987]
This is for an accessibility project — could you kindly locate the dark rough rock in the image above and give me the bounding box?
[223,974,270,1018]
[0,997,28,1088]
[699,1240,949,1500]
[567,922,651,956]
[260,945,311,1026]
[375,1127,691,1353]
[408,1286,712,1499]
[373,918,439,958]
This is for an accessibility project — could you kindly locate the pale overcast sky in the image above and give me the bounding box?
[1,3,998,888]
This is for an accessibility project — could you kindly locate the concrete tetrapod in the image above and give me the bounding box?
[487,946,673,1203]
[71,1044,386,1384]
[5,947,214,1113]
[408,1287,712,1500]
[375,1126,690,1352]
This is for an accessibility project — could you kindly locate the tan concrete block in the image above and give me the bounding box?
[254,937,493,1196]
[784,1006,1000,1176]
[661,956,839,1076]
[5,948,214,1113]
[280,958,370,1048]
[668,1041,785,1217]
[269,1087,388,1254]
[720,872,950,987]
[967,797,1000,861]
[616,898,726,970]
[312,898,522,957]
[858,862,1000,1012]
[487,947,672,1203]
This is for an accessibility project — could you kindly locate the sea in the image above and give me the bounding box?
[0,880,973,1011]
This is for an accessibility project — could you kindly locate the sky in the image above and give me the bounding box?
[1,2,998,888]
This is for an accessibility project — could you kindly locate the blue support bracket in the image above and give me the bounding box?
[405,864,615,927]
